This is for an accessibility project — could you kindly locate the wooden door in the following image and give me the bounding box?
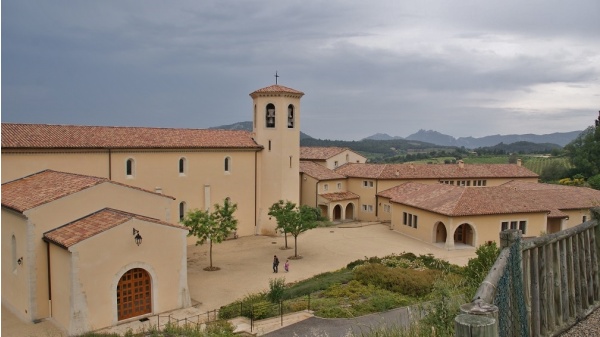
[117,268,151,320]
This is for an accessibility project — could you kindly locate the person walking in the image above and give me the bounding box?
[284,259,289,272]
[273,255,279,273]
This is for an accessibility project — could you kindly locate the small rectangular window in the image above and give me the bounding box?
[337,183,342,190]
[414,215,418,228]
[403,212,408,225]
[501,221,509,231]
[583,216,587,223]
[519,221,527,234]
[510,221,518,230]
[408,214,413,227]
[323,184,329,191]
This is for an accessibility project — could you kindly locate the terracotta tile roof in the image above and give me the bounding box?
[249,85,304,97]
[378,182,600,217]
[2,170,173,213]
[334,163,387,179]
[335,162,539,180]
[320,191,360,202]
[300,161,346,180]
[300,147,348,160]
[43,208,187,249]
[1,123,261,149]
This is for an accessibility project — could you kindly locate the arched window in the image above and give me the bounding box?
[12,235,17,272]
[179,157,186,175]
[266,104,275,128]
[224,157,231,173]
[126,158,135,177]
[179,202,186,221]
[287,104,295,128]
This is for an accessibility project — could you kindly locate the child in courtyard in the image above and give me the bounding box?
[285,259,289,272]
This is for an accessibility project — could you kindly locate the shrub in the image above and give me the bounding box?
[354,263,441,297]
[267,277,286,303]
[463,241,500,298]
[284,269,353,299]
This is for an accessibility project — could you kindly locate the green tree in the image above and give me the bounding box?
[182,199,238,271]
[587,174,600,190]
[268,200,296,249]
[539,160,568,182]
[268,200,321,258]
[564,125,600,178]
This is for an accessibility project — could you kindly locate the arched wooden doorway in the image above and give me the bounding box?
[333,205,342,220]
[454,223,474,246]
[345,203,355,220]
[117,268,152,320]
[434,222,447,243]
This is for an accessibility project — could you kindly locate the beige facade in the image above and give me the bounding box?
[300,147,367,170]
[380,181,600,249]
[2,171,190,335]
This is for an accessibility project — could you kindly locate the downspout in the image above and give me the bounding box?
[375,180,379,217]
[254,151,258,234]
[46,241,52,317]
[108,148,112,180]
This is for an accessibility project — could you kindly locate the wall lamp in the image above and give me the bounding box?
[17,257,23,265]
[132,228,143,246]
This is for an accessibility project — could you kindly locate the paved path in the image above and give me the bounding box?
[3,222,477,336]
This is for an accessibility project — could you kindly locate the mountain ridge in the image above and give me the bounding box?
[211,122,582,148]
[364,129,582,148]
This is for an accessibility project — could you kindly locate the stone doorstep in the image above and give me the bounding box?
[230,310,315,336]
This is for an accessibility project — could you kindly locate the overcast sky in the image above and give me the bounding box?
[2,1,599,141]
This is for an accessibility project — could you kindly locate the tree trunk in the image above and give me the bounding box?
[209,240,213,268]
[284,231,288,248]
[294,235,298,257]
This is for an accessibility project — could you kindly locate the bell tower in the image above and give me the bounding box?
[250,83,304,235]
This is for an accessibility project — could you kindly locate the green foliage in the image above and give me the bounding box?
[284,269,354,299]
[267,277,286,303]
[589,174,600,190]
[182,199,238,269]
[565,125,600,178]
[539,160,569,182]
[462,241,500,298]
[313,280,410,318]
[417,279,460,337]
[353,263,442,297]
[268,200,320,257]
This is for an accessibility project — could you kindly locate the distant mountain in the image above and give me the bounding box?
[367,129,582,148]
[363,133,404,141]
[211,121,314,140]
[405,130,459,146]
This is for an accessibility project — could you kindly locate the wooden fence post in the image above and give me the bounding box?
[455,314,497,337]
[456,300,499,337]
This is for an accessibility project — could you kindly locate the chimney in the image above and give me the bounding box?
[457,160,464,169]
[517,159,522,167]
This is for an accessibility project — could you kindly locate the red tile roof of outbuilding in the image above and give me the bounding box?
[378,181,600,217]
[336,162,538,179]
[1,170,173,213]
[43,208,186,249]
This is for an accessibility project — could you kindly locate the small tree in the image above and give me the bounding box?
[268,200,321,258]
[268,200,296,249]
[182,199,238,271]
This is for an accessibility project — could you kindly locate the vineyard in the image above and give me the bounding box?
[521,156,573,175]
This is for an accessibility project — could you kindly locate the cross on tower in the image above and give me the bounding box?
[275,71,279,85]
